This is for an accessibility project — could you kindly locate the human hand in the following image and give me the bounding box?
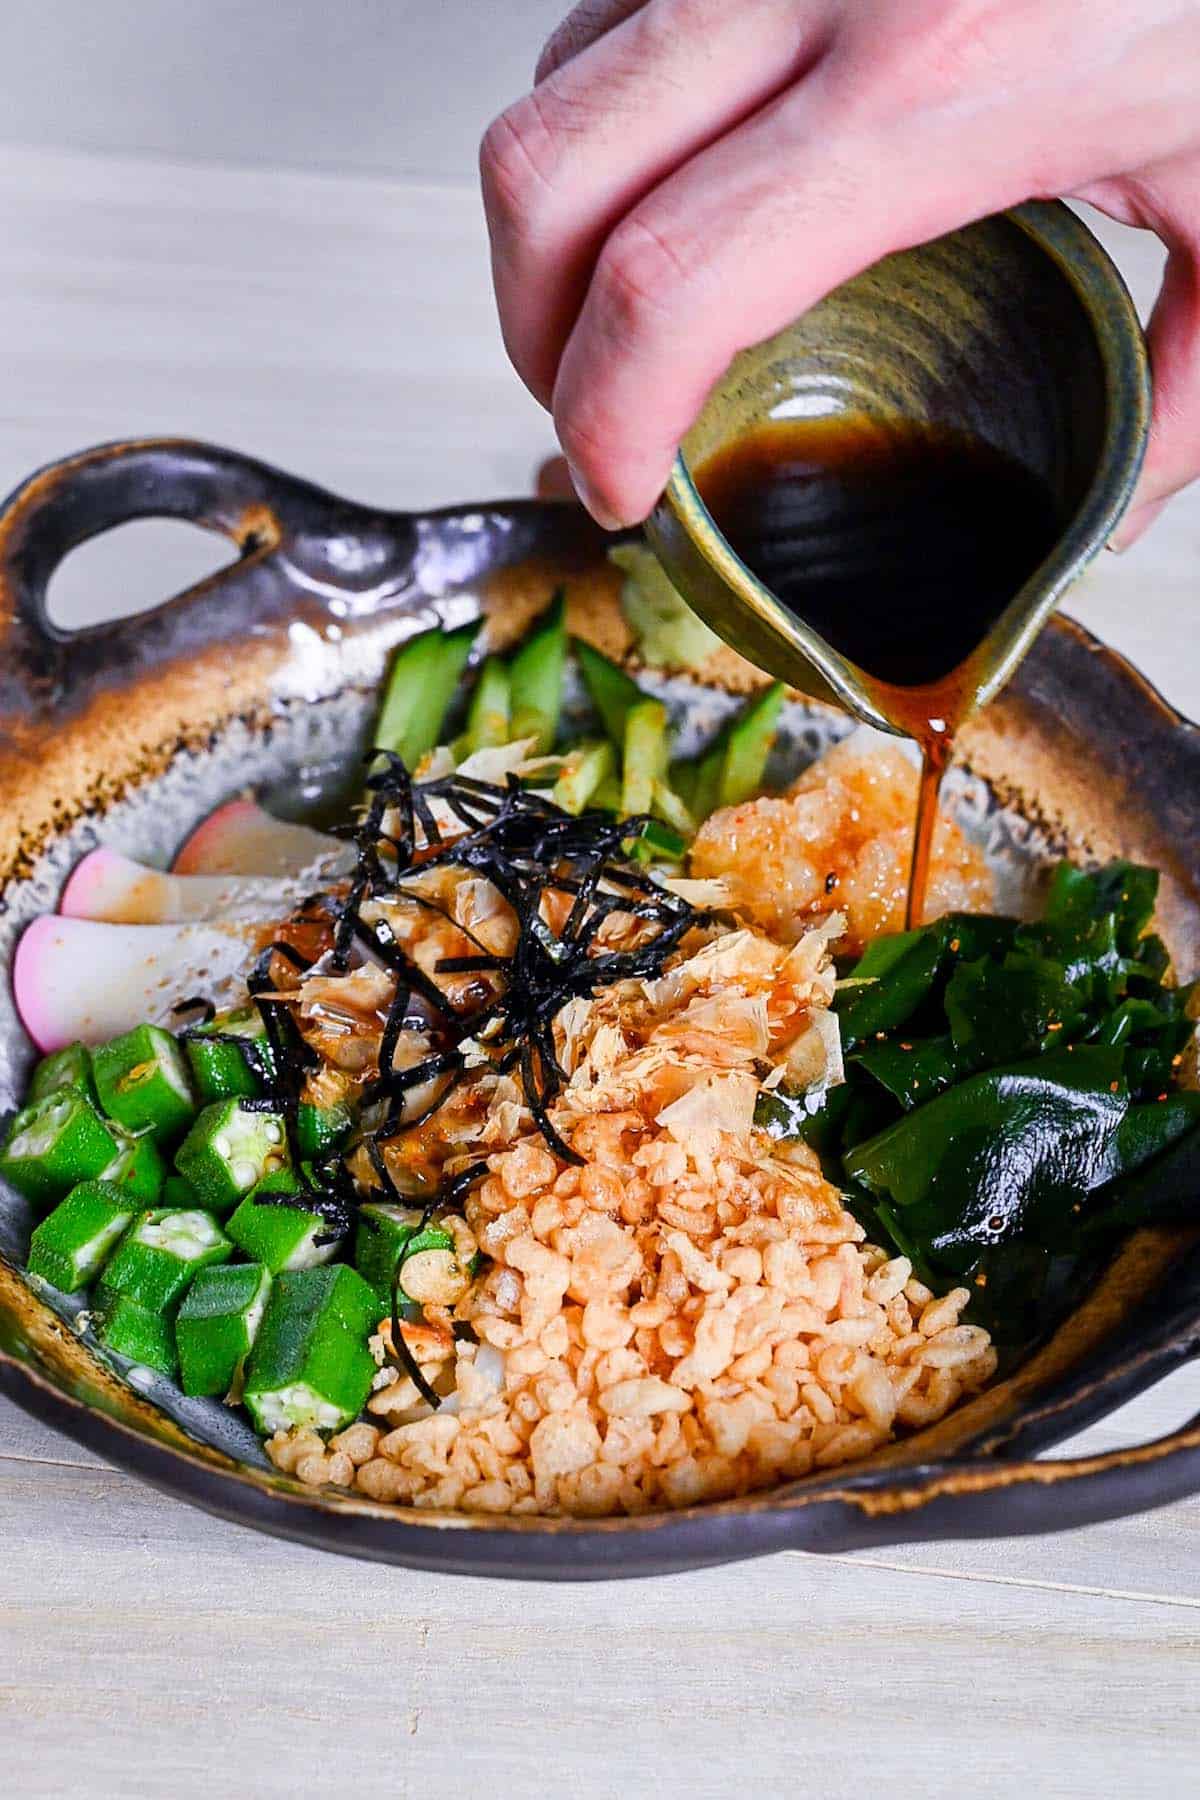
[481,0,1200,544]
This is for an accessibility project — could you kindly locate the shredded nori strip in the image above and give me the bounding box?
[389,1262,442,1409]
[172,995,216,1025]
[384,1159,491,1406]
[176,1002,278,1090]
[177,753,703,1409]
[440,1160,489,1208]
[337,754,702,1168]
[236,940,340,1232]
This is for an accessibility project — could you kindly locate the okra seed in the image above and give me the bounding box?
[213,1135,232,1157]
[231,1159,259,1189]
[264,1124,283,1145]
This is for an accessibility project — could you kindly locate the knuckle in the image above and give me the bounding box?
[594,217,688,337]
[479,94,563,232]
[832,2,1007,125]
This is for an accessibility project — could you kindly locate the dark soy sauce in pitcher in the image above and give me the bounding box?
[695,414,1062,925]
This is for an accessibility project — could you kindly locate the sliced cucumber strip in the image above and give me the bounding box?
[374,620,480,769]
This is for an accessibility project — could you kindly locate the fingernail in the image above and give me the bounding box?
[565,461,623,533]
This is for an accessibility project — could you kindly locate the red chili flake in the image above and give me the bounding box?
[1109,1081,1120,1092]
[899,1042,913,1051]
[975,1271,988,1288]
[1047,1021,1063,1031]
[949,939,960,953]
[1157,1092,1169,1103]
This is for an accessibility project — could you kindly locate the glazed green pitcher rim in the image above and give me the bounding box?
[655,200,1151,733]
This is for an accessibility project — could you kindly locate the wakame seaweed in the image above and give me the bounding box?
[761,860,1200,1353]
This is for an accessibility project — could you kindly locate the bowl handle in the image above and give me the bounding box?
[0,436,418,710]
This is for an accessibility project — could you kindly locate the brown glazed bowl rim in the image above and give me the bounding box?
[650,200,1151,733]
[0,437,1199,1581]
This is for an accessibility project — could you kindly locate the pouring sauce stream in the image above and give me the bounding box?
[695,415,1062,926]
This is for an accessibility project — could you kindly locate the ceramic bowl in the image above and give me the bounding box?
[1,438,1198,1581]
[647,202,1151,734]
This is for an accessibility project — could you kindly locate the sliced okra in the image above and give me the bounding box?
[160,1173,202,1209]
[27,1181,136,1293]
[100,1207,232,1314]
[295,1101,354,1161]
[96,1293,178,1376]
[0,1090,122,1209]
[298,1263,381,1339]
[175,1261,272,1399]
[100,1130,167,1203]
[174,1099,290,1214]
[28,1042,96,1107]
[227,1170,342,1274]
[243,1265,380,1435]
[93,1023,197,1142]
[183,1004,277,1104]
[354,1202,454,1304]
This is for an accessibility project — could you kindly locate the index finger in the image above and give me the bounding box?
[550,86,1000,524]
[480,0,829,405]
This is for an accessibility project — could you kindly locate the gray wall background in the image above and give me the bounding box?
[3,1,564,178]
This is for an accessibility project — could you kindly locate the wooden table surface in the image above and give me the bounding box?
[1,146,1198,1799]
